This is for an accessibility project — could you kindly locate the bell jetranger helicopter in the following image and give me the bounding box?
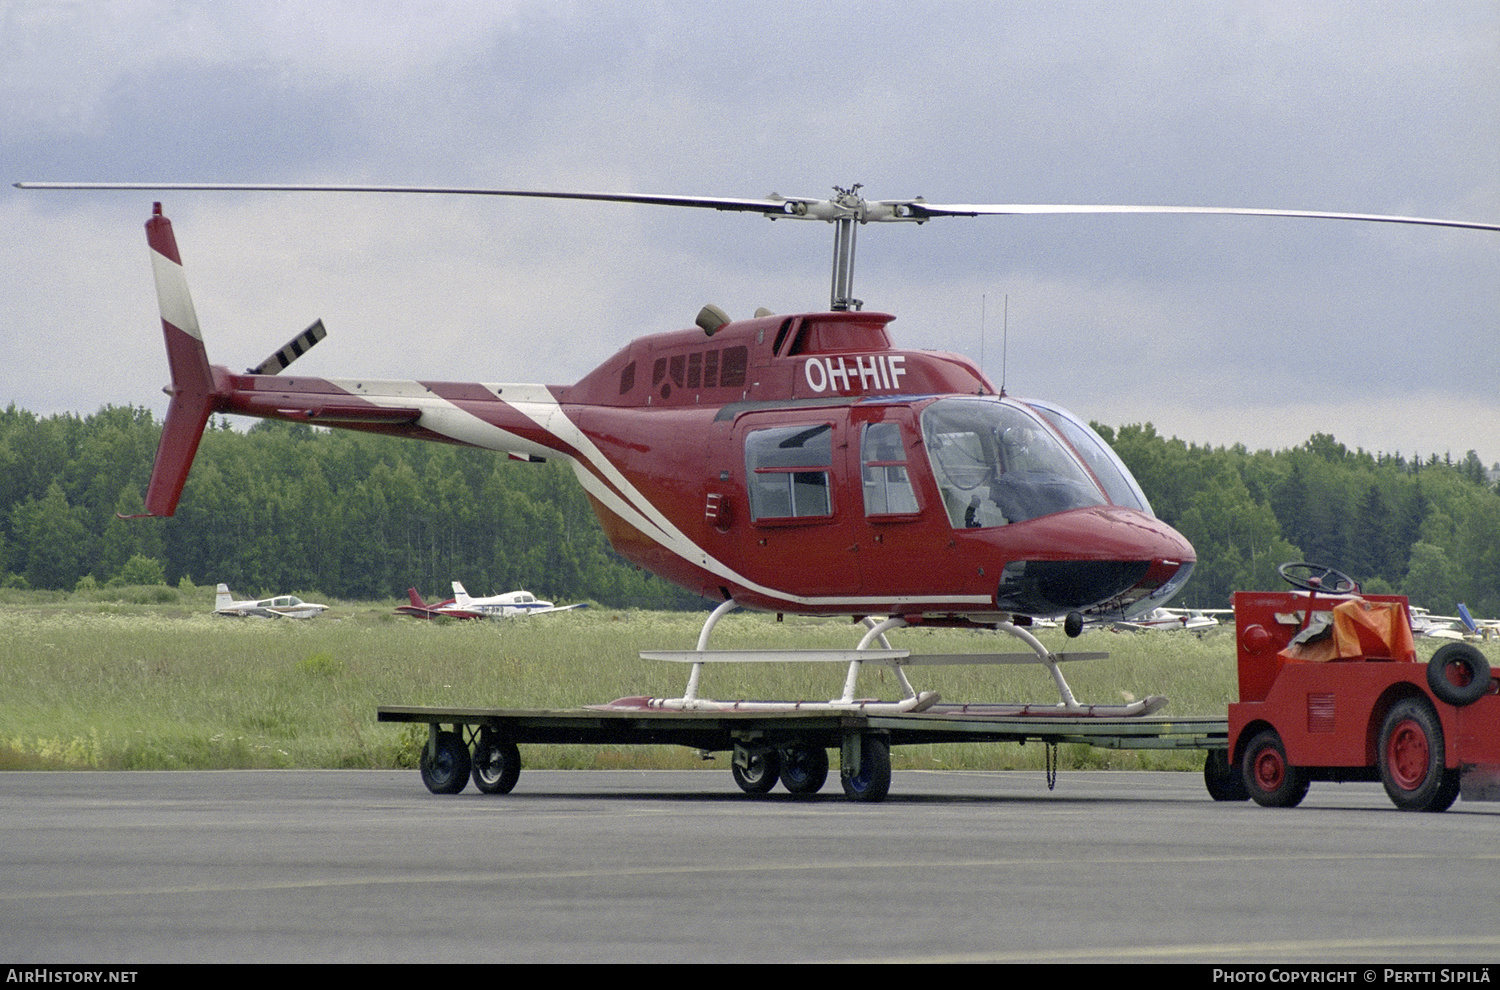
[20,181,1498,717]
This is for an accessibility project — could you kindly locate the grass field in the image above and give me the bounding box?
[3,586,1493,774]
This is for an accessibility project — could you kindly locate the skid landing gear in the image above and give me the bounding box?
[641,600,1163,717]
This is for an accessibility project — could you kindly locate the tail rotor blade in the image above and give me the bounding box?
[248,320,327,375]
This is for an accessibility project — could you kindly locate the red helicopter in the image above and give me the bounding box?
[23,182,1498,716]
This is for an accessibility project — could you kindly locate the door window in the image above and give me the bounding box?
[860,421,919,517]
[746,423,833,521]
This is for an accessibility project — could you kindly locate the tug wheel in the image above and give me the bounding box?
[779,743,830,796]
[1378,698,1459,812]
[1426,642,1491,708]
[420,730,471,795]
[1203,748,1248,801]
[731,747,781,794]
[471,732,521,795]
[1242,729,1308,808]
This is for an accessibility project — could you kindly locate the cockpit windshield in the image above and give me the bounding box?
[1021,399,1154,516]
[921,397,1107,528]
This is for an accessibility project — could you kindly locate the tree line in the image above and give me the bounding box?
[0,405,700,609]
[1101,425,1500,615]
[2,404,1497,615]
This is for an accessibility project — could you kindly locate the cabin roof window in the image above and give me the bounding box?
[786,318,891,356]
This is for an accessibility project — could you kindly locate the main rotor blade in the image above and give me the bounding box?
[18,182,1497,231]
[14,182,807,216]
[895,201,1500,232]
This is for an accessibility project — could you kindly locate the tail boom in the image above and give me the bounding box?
[133,205,585,518]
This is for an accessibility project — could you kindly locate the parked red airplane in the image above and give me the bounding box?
[394,588,483,621]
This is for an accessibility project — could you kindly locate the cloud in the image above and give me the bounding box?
[4,1,1497,464]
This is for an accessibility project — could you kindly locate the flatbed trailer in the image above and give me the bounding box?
[377,701,1229,802]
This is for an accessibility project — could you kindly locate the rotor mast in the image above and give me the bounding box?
[828,185,862,311]
[787,184,927,311]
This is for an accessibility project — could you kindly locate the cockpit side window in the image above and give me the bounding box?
[861,421,919,517]
[920,398,1106,528]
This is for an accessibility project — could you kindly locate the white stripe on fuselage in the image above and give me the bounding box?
[329,378,991,611]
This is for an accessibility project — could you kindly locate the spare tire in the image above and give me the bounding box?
[1426,642,1491,707]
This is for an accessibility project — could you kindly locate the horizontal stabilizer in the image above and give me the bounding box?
[248,320,327,375]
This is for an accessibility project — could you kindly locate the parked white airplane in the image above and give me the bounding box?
[451,582,584,618]
[1410,607,1466,640]
[1411,604,1500,641]
[1110,607,1225,633]
[214,583,328,619]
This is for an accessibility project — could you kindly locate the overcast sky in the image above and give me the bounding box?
[5,1,1498,468]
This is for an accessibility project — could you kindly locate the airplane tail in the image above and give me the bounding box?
[137,204,223,518]
[1458,604,1479,635]
[452,581,471,606]
[215,583,234,611]
[407,588,429,608]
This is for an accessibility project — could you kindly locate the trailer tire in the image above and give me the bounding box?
[1379,697,1458,812]
[472,733,521,795]
[840,735,891,803]
[779,744,829,796]
[731,747,781,794]
[1426,643,1490,708]
[420,731,471,795]
[1204,748,1248,801]
[1242,729,1308,808]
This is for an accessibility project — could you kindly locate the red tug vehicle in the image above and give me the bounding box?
[1213,563,1499,811]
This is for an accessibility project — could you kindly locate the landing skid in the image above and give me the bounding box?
[639,600,1167,718]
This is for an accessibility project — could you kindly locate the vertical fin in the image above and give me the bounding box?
[137,204,221,518]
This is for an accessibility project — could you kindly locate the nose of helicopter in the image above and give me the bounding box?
[984,506,1196,618]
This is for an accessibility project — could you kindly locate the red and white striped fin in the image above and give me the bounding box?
[137,203,221,518]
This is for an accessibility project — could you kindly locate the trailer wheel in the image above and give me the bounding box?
[840,735,891,803]
[1426,643,1491,708]
[779,744,829,796]
[420,730,471,795]
[471,733,521,795]
[1204,748,1248,801]
[1379,697,1459,812]
[731,747,781,794]
[1242,729,1308,808]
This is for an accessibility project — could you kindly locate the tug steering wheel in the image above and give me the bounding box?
[1277,561,1358,595]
